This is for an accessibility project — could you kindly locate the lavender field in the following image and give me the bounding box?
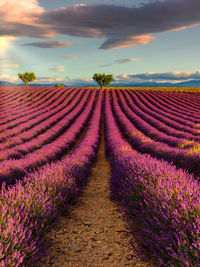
[1,86,200,266]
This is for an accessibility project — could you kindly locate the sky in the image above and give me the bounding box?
[1,0,200,86]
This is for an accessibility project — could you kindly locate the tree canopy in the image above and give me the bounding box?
[18,72,36,87]
[92,73,113,89]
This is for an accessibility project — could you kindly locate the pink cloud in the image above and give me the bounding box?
[22,40,75,48]
[0,0,55,38]
[58,55,79,59]
[0,64,19,68]
[100,35,156,49]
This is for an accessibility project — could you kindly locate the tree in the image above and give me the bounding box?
[92,73,113,89]
[18,72,36,87]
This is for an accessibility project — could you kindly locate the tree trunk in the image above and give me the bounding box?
[100,85,103,90]
[25,82,28,87]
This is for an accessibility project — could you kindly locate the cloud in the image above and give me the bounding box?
[98,63,113,68]
[99,35,156,49]
[115,58,140,64]
[22,40,75,48]
[0,0,55,38]
[1,69,10,72]
[58,55,79,59]
[38,1,200,49]
[0,64,19,68]
[1,1,200,50]
[51,65,65,72]
[115,70,200,83]
[0,74,19,82]
[36,76,63,83]
[34,76,94,85]
[0,57,22,62]
[98,57,140,67]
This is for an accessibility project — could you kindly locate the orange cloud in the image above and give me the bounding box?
[0,0,55,38]
[100,35,156,49]
[0,74,19,82]
[22,40,75,48]
[0,64,19,68]
[51,65,65,72]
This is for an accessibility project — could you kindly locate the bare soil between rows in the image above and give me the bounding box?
[41,123,152,267]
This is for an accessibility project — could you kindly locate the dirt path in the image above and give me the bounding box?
[41,121,152,267]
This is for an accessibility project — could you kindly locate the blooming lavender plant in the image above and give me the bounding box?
[124,90,200,136]
[104,89,200,266]
[110,89,200,177]
[0,88,74,138]
[0,89,80,156]
[115,90,199,147]
[0,89,103,266]
[131,90,199,125]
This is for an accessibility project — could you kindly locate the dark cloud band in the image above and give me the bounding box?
[22,40,75,48]
[38,0,200,49]
[1,1,200,49]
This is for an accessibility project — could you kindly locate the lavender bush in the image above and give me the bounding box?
[0,89,103,266]
[104,89,200,266]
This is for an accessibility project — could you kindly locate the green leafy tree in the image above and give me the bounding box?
[18,72,36,87]
[92,73,113,89]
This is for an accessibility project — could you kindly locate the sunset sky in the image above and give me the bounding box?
[1,0,200,86]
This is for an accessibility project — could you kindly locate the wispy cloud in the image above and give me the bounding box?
[58,55,79,59]
[98,63,113,68]
[0,57,22,62]
[115,70,200,83]
[0,64,19,68]
[0,74,18,82]
[50,65,65,72]
[98,57,140,67]
[22,40,75,48]
[115,58,140,64]
[36,76,63,83]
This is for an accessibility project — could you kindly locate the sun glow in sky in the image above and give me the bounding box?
[0,38,8,52]
[0,37,17,52]
[1,0,200,86]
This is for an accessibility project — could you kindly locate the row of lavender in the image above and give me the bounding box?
[126,90,200,135]
[111,89,200,176]
[118,90,200,145]
[130,90,198,131]
[105,89,200,266]
[116,90,199,148]
[0,89,80,153]
[0,89,97,190]
[138,90,200,122]
[0,89,103,266]
[0,87,57,118]
[146,90,200,113]
[0,88,74,134]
